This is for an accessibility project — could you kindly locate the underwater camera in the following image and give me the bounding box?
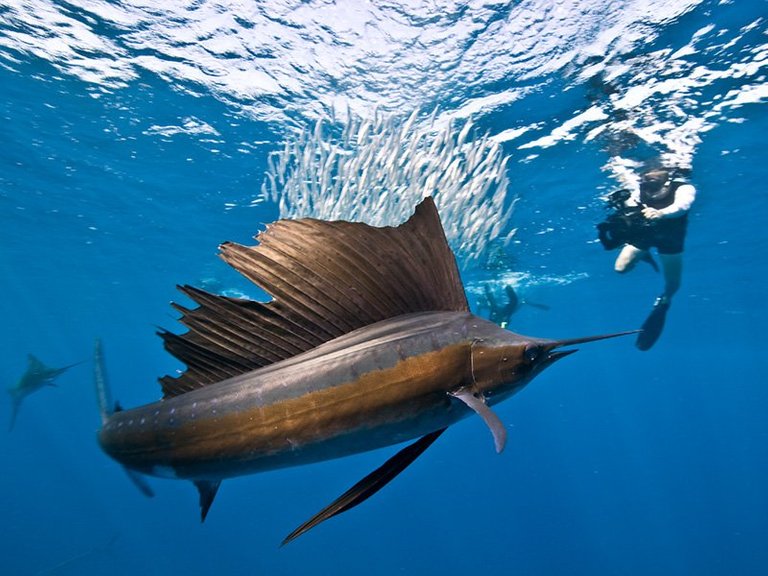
[596,188,648,250]
[604,188,631,210]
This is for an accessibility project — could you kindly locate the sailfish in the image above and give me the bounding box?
[8,355,80,431]
[95,197,632,544]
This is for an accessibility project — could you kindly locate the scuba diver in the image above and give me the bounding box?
[478,284,549,329]
[597,167,696,350]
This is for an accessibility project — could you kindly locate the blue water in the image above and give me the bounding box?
[1,1,767,575]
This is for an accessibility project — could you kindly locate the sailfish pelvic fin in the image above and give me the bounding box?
[282,427,446,546]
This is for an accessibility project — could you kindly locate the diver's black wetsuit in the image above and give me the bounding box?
[598,180,692,255]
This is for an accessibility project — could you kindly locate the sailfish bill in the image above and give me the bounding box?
[95,197,633,544]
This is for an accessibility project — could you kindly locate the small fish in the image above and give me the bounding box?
[95,197,633,544]
[8,355,79,431]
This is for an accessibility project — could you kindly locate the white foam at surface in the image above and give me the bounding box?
[0,0,717,121]
[3,0,762,180]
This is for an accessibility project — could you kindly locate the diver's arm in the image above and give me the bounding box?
[658,184,696,217]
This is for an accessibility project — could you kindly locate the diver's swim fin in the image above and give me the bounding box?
[636,297,670,351]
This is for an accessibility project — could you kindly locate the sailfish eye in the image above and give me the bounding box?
[524,345,541,363]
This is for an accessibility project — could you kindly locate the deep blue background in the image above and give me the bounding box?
[1,1,767,575]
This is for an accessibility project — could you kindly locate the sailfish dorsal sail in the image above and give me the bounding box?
[159,197,468,398]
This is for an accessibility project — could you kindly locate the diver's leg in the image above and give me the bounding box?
[636,251,682,351]
[614,244,647,273]
[658,252,683,302]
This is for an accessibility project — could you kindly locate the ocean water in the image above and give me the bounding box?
[1,1,767,575]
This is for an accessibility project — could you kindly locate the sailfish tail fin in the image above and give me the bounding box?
[94,339,155,498]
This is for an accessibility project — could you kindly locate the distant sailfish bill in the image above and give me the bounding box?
[95,197,633,544]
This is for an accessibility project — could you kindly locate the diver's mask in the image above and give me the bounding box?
[639,170,672,205]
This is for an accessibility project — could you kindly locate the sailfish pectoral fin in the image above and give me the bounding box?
[282,428,446,546]
[450,389,507,453]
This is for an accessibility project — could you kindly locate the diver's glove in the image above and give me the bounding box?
[641,206,664,220]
